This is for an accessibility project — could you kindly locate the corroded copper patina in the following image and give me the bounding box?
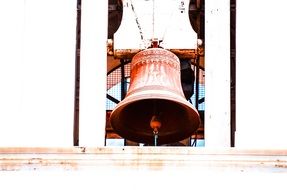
[110,48,200,145]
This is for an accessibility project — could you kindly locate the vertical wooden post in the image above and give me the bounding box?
[79,0,108,146]
[73,0,81,146]
[205,0,231,147]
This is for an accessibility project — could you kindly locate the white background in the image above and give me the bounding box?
[0,0,76,146]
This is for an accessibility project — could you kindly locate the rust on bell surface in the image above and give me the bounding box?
[110,48,201,145]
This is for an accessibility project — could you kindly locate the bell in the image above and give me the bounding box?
[110,48,200,145]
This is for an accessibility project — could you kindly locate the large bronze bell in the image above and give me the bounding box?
[110,48,200,145]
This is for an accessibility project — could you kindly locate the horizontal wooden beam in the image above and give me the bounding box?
[0,147,286,172]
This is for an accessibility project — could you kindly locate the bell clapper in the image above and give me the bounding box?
[153,129,158,146]
[150,115,162,146]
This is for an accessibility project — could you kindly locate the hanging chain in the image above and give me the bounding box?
[130,0,144,40]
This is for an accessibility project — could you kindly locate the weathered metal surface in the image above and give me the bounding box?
[110,48,200,145]
[113,48,201,59]
[111,47,204,72]
[0,147,287,172]
[113,49,140,59]
[168,49,197,59]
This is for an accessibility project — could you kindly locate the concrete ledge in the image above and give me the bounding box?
[0,147,286,172]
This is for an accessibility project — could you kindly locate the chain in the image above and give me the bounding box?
[130,0,144,40]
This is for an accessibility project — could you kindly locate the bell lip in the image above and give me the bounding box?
[110,94,201,145]
[111,91,200,117]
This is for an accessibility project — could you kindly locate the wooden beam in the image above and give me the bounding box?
[0,147,286,171]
